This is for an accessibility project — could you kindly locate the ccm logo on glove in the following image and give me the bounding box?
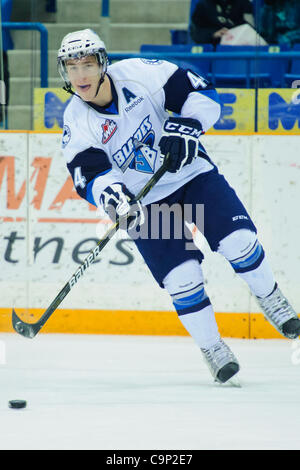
[164,120,202,138]
[159,117,203,173]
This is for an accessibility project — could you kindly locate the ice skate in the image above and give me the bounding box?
[256,284,300,339]
[201,338,240,384]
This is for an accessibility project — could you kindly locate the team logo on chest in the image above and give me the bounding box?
[101,119,117,144]
[112,115,157,174]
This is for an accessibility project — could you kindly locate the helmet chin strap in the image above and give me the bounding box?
[63,84,75,95]
[94,73,105,99]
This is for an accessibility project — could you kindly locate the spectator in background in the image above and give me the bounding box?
[190,0,254,46]
[259,0,300,47]
[46,0,56,13]
[1,0,13,127]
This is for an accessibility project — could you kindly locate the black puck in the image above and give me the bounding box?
[8,400,27,409]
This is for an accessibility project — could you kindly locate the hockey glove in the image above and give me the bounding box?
[158,117,203,173]
[100,183,144,229]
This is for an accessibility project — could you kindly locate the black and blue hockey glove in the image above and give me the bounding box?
[100,183,144,229]
[158,117,203,173]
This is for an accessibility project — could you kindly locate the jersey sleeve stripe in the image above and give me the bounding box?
[67,147,112,203]
[163,68,193,114]
[163,67,219,115]
[86,169,112,206]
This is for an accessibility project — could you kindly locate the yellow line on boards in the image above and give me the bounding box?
[0,308,298,339]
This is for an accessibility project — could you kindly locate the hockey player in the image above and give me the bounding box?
[57,29,300,384]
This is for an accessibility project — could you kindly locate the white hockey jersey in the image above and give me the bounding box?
[62,58,221,207]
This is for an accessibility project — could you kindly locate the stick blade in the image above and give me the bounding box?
[12,309,40,339]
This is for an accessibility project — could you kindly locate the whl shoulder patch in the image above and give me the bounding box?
[140,59,163,66]
[62,125,71,148]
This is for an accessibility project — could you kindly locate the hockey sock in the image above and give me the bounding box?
[237,257,276,298]
[177,304,221,350]
[163,259,220,349]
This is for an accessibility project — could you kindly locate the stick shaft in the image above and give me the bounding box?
[39,220,119,326]
[12,159,168,337]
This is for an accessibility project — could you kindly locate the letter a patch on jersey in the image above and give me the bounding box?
[102,119,117,144]
[122,87,137,103]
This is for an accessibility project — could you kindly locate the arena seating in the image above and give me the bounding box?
[140,44,213,77]
[140,43,296,89]
[284,44,300,87]
[211,45,289,88]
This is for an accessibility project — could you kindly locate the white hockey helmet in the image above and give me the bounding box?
[57,29,108,89]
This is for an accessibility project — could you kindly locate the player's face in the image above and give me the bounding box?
[66,55,101,100]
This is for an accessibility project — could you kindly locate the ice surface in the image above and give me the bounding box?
[0,333,299,450]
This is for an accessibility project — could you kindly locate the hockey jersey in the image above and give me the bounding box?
[62,58,221,207]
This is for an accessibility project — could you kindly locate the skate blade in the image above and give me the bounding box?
[214,376,242,388]
[228,376,242,387]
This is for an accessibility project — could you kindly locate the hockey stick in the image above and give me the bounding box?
[12,156,169,339]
